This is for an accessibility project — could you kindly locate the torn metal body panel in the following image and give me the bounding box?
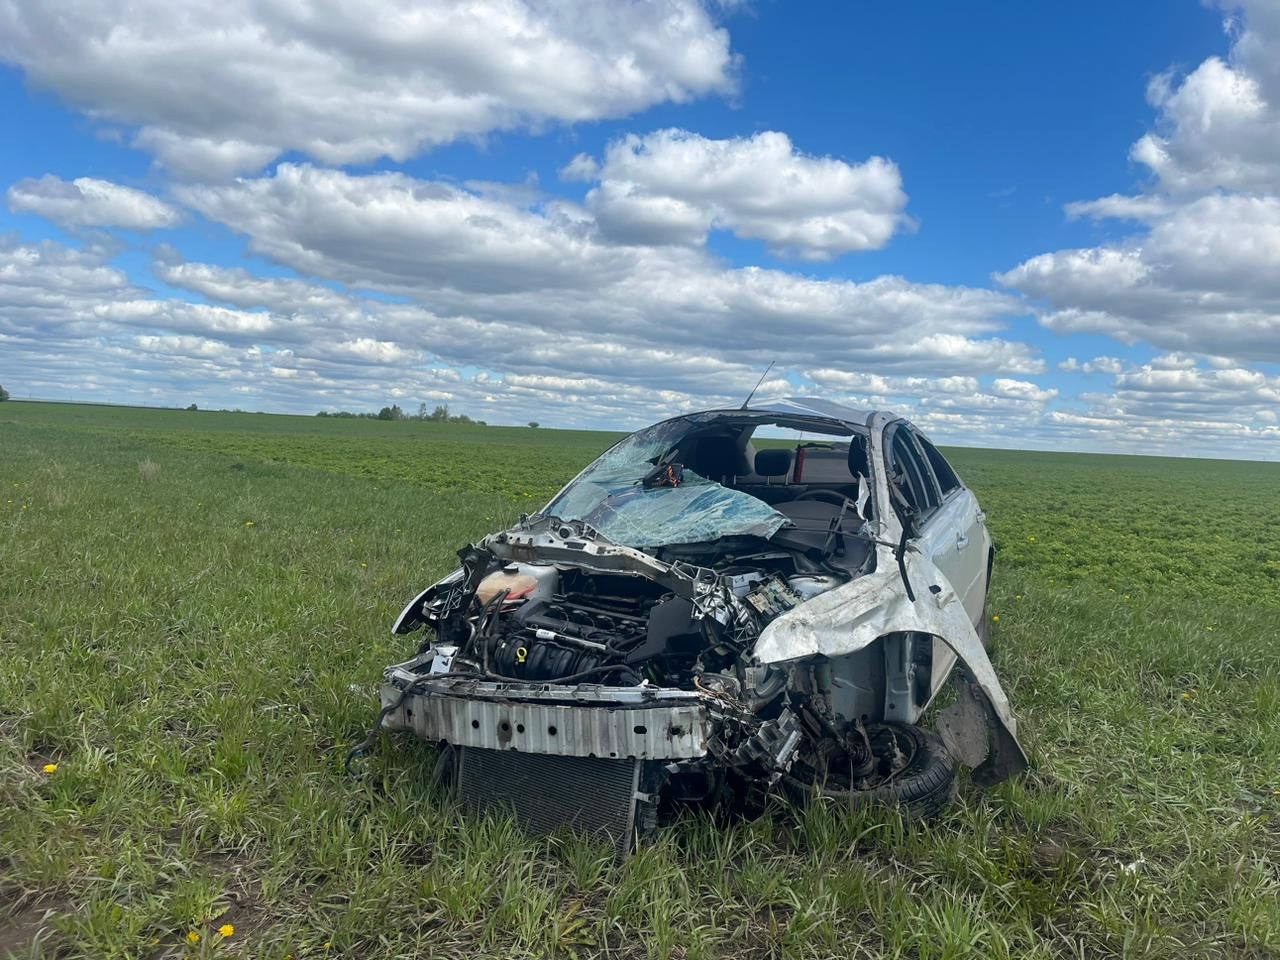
[375,398,1028,855]
[754,542,1027,785]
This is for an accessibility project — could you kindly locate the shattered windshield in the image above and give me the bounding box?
[541,419,788,549]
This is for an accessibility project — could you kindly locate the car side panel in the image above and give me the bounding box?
[918,489,985,624]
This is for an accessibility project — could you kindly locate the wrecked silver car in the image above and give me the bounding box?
[372,398,1027,856]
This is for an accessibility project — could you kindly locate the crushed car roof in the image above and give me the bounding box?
[689,396,879,430]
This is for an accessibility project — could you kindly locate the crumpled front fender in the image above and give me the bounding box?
[754,545,1028,785]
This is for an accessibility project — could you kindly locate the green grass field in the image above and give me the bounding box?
[2,402,1278,959]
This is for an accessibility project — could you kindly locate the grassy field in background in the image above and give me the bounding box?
[2,402,1278,959]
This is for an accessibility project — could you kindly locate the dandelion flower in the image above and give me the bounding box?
[218,924,235,938]
[1027,535,1037,543]
[323,942,333,951]
[41,763,57,774]
[187,931,201,944]
[991,615,1000,623]
[244,520,255,527]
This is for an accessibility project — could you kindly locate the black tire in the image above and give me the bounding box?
[784,722,957,820]
[858,723,957,820]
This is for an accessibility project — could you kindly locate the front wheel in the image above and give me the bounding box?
[784,722,957,820]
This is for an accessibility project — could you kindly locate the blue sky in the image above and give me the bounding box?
[1,0,1278,457]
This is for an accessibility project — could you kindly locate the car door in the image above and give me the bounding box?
[884,423,959,704]
[886,421,969,605]
[887,423,970,608]
[910,428,988,624]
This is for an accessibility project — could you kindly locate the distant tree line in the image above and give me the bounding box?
[316,402,486,425]
[0,383,9,401]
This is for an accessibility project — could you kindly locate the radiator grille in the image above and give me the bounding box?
[456,747,640,860]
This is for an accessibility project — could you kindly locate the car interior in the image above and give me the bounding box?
[668,421,875,560]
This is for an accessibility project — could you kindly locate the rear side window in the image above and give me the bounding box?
[792,443,849,483]
[915,433,961,495]
[888,427,940,516]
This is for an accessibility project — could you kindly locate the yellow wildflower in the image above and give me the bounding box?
[991,615,1000,623]
[218,924,235,938]
[1027,535,1037,543]
[42,763,57,774]
[244,520,255,527]
[187,931,201,944]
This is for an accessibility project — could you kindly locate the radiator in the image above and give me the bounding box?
[455,747,642,860]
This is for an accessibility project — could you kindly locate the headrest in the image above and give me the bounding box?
[755,448,794,478]
[692,434,748,480]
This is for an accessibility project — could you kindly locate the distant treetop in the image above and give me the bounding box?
[317,402,484,426]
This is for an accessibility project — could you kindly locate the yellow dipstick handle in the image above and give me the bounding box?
[515,646,528,665]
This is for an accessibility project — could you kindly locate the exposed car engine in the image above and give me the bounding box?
[465,563,824,691]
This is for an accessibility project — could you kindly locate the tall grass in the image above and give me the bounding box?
[1,404,1277,959]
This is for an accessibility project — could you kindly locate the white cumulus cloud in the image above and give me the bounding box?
[174,164,1032,377]
[0,0,738,178]
[1004,3,1280,368]
[1000,193,1280,361]
[577,129,910,259]
[1130,1,1280,194]
[7,175,179,230]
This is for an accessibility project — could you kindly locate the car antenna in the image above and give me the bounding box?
[740,360,776,410]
